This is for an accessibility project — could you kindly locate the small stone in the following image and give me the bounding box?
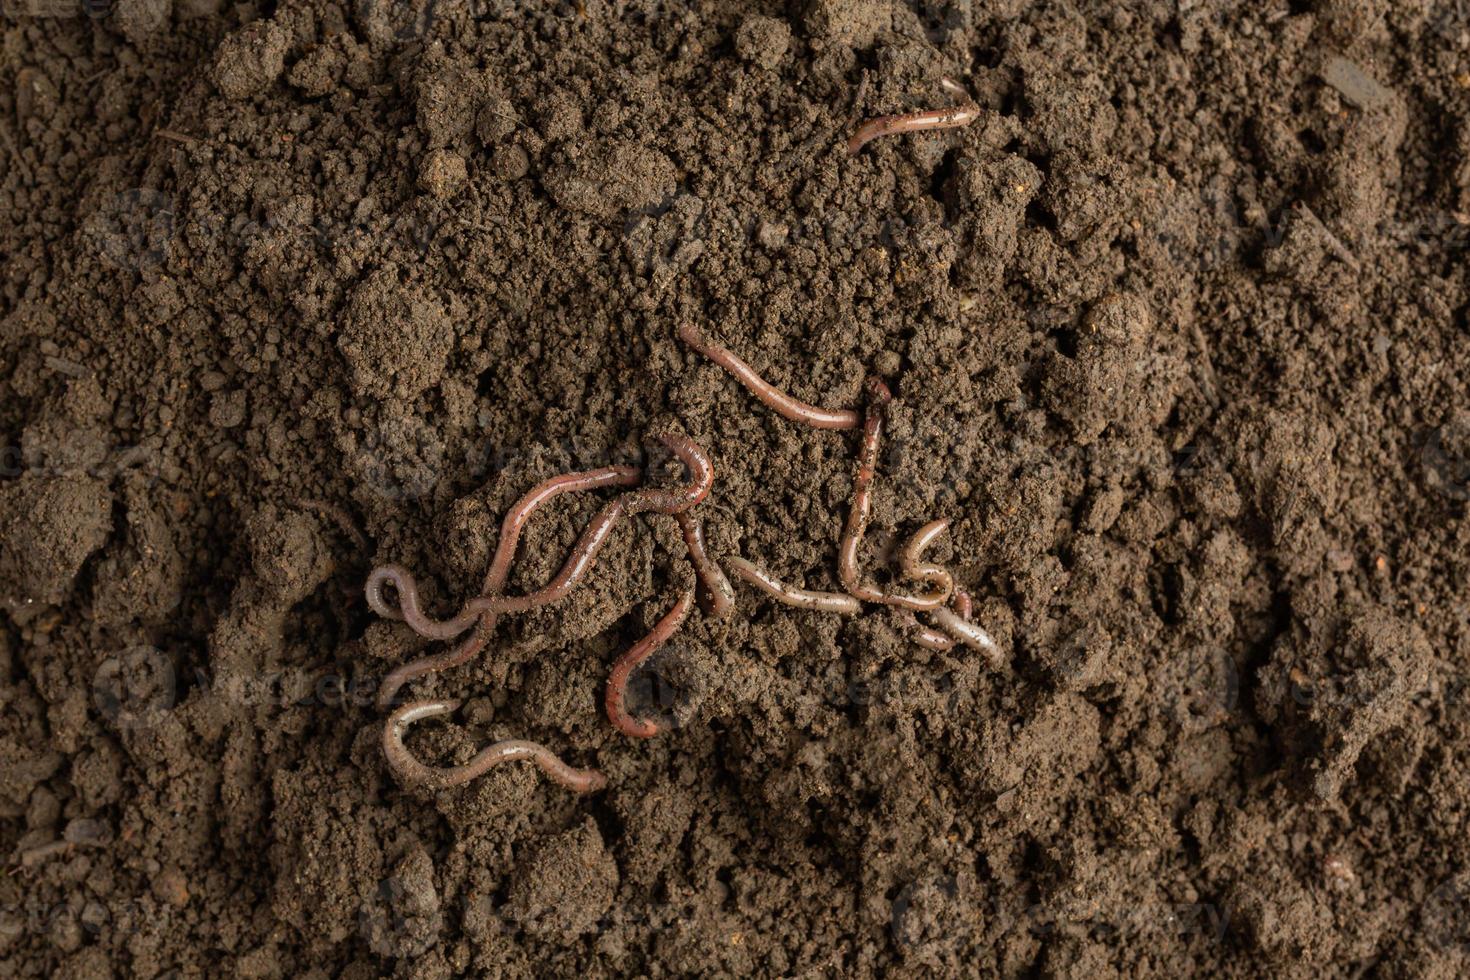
[756,219,789,249]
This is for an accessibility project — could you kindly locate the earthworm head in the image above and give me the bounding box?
[864,376,893,407]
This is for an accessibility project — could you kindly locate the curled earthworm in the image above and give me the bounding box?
[676,512,735,619]
[897,519,956,604]
[376,466,642,708]
[677,323,860,430]
[836,380,948,612]
[606,589,695,739]
[365,564,493,641]
[621,433,714,515]
[726,556,862,615]
[382,700,607,793]
[929,606,1002,668]
[847,104,980,156]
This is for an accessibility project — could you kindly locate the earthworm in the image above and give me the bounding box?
[676,511,736,619]
[726,557,862,615]
[929,606,1003,668]
[846,104,980,156]
[375,466,642,708]
[898,610,957,652]
[605,589,695,739]
[677,323,860,430]
[491,434,712,615]
[365,564,493,641]
[383,700,607,793]
[897,519,956,605]
[621,433,714,515]
[836,381,948,612]
[369,436,710,627]
[482,466,643,595]
[953,589,972,621]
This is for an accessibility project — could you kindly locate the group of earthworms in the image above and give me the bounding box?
[366,103,989,795]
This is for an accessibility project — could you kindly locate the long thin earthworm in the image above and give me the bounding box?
[375,466,643,708]
[929,606,1002,668]
[836,381,949,612]
[367,435,712,629]
[382,700,607,793]
[726,557,862,615]
[491,434,713,616]
[676,512,735,620]
[677,324,861,431]
[605,589,695,739]
[846,104,980,156]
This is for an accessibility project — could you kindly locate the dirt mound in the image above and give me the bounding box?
[2,0,1468,975]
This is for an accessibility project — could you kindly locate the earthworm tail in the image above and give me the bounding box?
[606,589,695,739]
[676,512,736,619]
[953,589,972,621]
[726,556,862,615]
[382,700,607,793]
[677,323,861,430]
[929,606,1003,668]
[836,378,888,602]
[375,466,643,709]
[847,104,980,156]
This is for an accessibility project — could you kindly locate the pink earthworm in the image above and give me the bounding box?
[491,433,713,615]
[898,610,957,651]
[367,434,711,629]
[953,588,972,621]
[897,519,956,605]
[375,466,642,709]
[382,700,607,793]
[846,104,980,156]
[677,323,860,430]
[929,606,1003,668]
[606,589,695,739]
[836,380,948,612]
[365,564,492,641]
[726,556,862,615]
[676,511,735,619]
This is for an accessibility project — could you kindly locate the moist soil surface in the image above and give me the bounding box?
[3,1,1470,977]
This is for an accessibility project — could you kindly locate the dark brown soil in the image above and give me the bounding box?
[3,0,1469,976]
